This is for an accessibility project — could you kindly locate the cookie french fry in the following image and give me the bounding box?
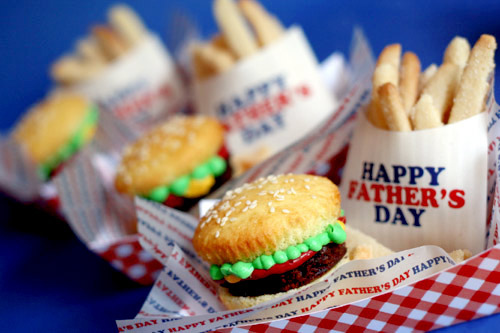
[448,249,472,263]
[76,38,107,65]
[376,43,402,68]
[448,34,497,123]
[238,0,284,46]
[349,245,373,260]
[399,51,421,114]
[92,25,129,61]
[211,34,234,55]
[421,62,461,122]
[378,83,412,131]
[213,0,259,59]
[230,146,271,177]
[108,5,146,47]
[50,56,103,85]
[368,44,401,129]
[191,43,235,78]
[192,48,217,80]
[418,63,437,94]
[443,36,471,69]
[410,94,443,130]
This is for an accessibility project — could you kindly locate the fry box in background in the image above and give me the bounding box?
[340,109,489,254]
[194,26,337,158]
[65,34,187,131]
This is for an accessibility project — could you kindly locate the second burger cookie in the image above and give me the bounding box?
[115,115,230,210]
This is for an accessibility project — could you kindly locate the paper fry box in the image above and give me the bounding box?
[193,26,338,158]
[339,112,488,254]
[66,34,187,132]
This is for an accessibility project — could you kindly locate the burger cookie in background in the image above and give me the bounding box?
[12,94,98,181]
[193,174,392,310]
[114,116,231,211]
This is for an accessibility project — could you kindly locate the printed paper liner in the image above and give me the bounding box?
[214,245,500,333]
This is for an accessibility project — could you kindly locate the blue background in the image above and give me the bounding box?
[1,1,499,331]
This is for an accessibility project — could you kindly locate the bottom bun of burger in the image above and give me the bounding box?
[218,255,350,310]
[193,174,391,310]
[218,225,392,310]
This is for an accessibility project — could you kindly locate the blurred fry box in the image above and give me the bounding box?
[63,34,187,131]
[340,111,488,254]
[193,26,338,160]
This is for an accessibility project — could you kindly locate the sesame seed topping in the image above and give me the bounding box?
[270,207,275,213]
[312,195,317,199]
[282,209,290,214]
[234,201,242,207]
[242,206,249,212]
[230,217,237,222]
[305,178,310,182]
[246,200,251,205]
[258,191,267,196]
[268,202,273,206]
[305,185,311,190]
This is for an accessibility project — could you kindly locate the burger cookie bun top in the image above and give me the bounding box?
[115,115,224,195]
[193,174,342,265]
[13,94,92,164]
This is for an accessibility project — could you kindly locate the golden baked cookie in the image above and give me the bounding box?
[114,115,226,200]
[12,94,98,179]
[194,174,341,265]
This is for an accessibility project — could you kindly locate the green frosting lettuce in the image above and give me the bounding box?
[144,155,227,202]
[210,221,347,280]
[37,105,99,180]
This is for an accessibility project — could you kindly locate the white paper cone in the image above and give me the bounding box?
[340,112,488,254]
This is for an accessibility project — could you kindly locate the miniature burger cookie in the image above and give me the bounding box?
[12,94,98,180]
[114,116,230,209]
[193,174,349,309]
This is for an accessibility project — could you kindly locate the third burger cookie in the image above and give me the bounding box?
[114,115,230,210]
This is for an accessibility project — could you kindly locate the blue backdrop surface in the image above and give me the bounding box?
[1,1,499,332]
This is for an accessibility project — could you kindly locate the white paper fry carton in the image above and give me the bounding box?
[339,81,496,255]
[65,33,187,132]
[116,31,500,332]
[193,26,338,159]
